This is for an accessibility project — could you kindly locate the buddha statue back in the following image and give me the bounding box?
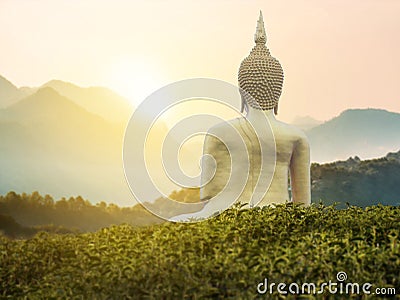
[201,109,310,207]
[170,11,311,222]
[200,11,311,208]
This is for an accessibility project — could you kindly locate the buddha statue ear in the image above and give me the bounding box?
[274,103,278,115]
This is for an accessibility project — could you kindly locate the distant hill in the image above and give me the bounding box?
[306,109,400,162]
[0,87,133,205]
[0,87,104,124]
[42,80,133,123]
[0,75,133,123]
[311,150,400,207]
[0,81,176,205]
[0,75,142,205]
[291,115,322,131]
[0,75,29,108]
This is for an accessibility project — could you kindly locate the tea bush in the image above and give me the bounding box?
[0,204,399,299]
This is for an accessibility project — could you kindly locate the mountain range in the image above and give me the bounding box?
[42,80,132,123]
[0,75,138,205]
[0,75,32,108]
[0,75,399,205]
[0,86,133,205]
[306,108,400,162]
[0,75,132,124]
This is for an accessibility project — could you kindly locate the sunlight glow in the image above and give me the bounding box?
[107,57,166,106]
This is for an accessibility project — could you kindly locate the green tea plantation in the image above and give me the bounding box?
[1,204,399,299]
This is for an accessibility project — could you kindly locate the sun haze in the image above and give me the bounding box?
[0,0,399,122]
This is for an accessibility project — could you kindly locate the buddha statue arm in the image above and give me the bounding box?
[289,136,311,206]
[169,133,232,221]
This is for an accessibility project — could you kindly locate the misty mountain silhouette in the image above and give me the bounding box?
[0,87,133,205]
[0,75,30,108]
[0,75,133,123]
[42,80,132,123]
[306,109,400,162]
[1,87,103,123]
[291,115,322,131]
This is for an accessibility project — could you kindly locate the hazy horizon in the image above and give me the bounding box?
[5,74,394,124]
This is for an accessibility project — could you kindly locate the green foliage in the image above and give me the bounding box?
[0,191,162,234]
[0,189,205,236]
[311,152,400,207]
[0,214,36,238]
[0,204,399,299]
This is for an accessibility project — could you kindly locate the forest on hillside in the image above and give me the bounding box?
[311,150,400,207]
[0,189,201,238]
[0,191,158,238]
[1,151,399,238]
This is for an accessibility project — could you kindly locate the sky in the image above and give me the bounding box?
[1,0,399,122]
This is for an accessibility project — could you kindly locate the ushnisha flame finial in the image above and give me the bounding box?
[254,10,266,45]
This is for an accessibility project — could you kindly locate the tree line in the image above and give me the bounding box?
[1,151,399,238]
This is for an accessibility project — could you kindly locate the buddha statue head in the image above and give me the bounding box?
[238,11,284,114]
